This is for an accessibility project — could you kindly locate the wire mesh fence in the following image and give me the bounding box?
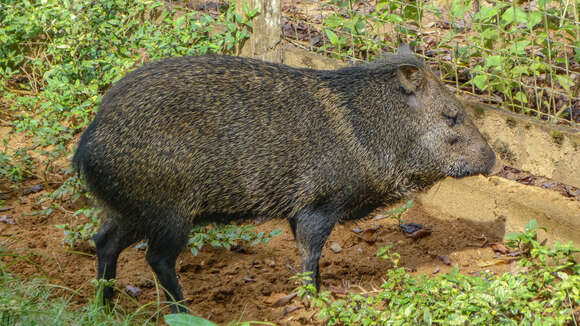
[280,0,580,125]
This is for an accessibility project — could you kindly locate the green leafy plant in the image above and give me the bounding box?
[294,220,579,325]
[164,313,276,326]
[188,224,282,256]
[0,140,35,182]
[387,198,414,225]
[297,0,578,124]
[376,244,401,267]
[56,207,101,248]
[0,0,255,185]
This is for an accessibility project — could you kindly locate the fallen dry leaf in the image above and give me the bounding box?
[400,223,426,234]
[329,242,342,253]
[329,286,348,296]
[355,226,381,244]
[22,184,44,195]
[477,257,518,267]
[407,228,432,240]
[125,285,142,297]
[490,242,509,254]
[439,255,452,265]
[281,305,301,317]
[0,215,15,224]
[373,214,389,221]
[272,292,298,307]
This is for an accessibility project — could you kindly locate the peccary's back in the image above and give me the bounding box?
[73,55,359,224]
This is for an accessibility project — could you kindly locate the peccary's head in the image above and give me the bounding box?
[388,46,496,182]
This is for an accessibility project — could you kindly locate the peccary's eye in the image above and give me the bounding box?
[443,110,458,127]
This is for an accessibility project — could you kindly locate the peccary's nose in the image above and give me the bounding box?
[481,145,496,174]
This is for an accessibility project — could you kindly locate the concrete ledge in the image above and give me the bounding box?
[417,175,580,246]
[465,102,580,188]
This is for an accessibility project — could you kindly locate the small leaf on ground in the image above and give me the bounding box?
[439,255,452,265]
[281,306,301,317]
[0,215,15,224]
[329,242,342,253]
[407,228,432,240]
[490,242,509,254]
[22,184,44,195]
[125,285,142,297]
[400,223,425,234]
[355,226,381,244]
[271,292,297,307]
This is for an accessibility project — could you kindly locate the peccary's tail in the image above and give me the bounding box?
[71,122,96,177]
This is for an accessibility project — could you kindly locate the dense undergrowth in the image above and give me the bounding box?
[1,220,578,325]
[294,220,579,325]
[283,0,579,124]
[0,0,254,182]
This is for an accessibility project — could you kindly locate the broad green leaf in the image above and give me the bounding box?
[525,219,537,231]
[386,13,404,23]
[474,5,500,22]
[537,0,552,7]
[377,0,389,11]
[423,308,433,325]
[485,55,502,68]
[511,65,529,75]
[527,12,542,28]
[324,14,344,28]
[354,17,366,33]
[505,232,521,242]
[473,74,488,91]
[325,29,339,46]
[343,16,358,32]
[481,29,498,40]
[514,91,528,104]
[501,7,527,26]
[509,40,530,55]
[531,62,548,74]
[175,15,186,27]
[165,314,218,326]
[555,74,573,92]
[244,7,259,19]
[451,0,470,19]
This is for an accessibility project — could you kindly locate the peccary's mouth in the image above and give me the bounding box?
[446,160,471,178]
[448,153,496,178]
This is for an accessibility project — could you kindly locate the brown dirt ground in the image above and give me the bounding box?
[1,178,521,325]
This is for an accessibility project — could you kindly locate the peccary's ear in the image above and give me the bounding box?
[397,64,423,94]
[397,44,413,55]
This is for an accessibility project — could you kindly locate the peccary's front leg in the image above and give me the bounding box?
[289,204,340,289]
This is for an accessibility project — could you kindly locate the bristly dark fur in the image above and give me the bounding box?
[73,50,495,313]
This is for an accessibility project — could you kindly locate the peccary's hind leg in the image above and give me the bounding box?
[289,204,339,289]
[94,218,140,306]
[146,222,191,313]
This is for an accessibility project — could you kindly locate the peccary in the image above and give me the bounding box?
[73,46,495,312]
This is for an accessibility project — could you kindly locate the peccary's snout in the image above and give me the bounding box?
[462,141,496,177]
[478,143,496,175]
